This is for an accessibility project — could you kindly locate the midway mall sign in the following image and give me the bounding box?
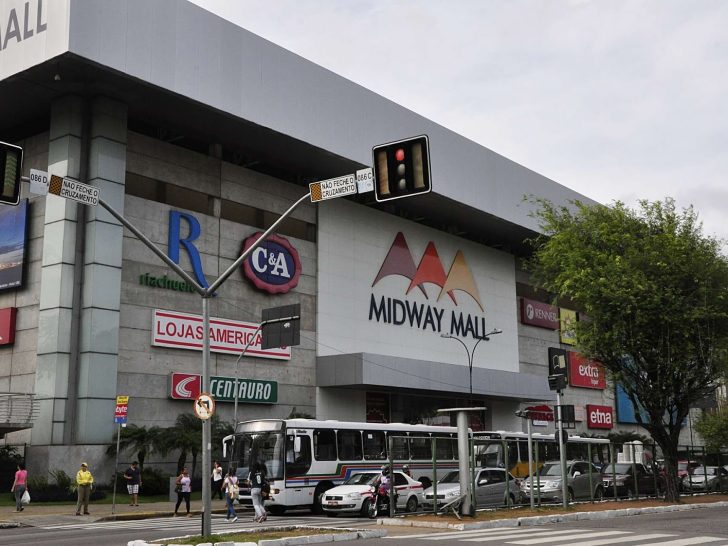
[152,309,291,360]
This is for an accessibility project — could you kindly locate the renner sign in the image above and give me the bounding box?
[569,352,606,389]
[586,404,614,429]
[520,298,559,329]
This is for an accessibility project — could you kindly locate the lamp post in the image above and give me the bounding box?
[515,409,535,509]
[441,329,502,400]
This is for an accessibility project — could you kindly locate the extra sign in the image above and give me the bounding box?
[152,309,291,360]
[309,174,356,202]
[170,372,278,404]
[114,395,129,424]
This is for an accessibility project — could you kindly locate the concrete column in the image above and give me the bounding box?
[75,97,127,443]
[33,95,84,445]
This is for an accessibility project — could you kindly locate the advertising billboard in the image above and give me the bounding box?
[586,404,614,429]
[0,199,28,292]
[568,352,607,389]
[520,298,559,329]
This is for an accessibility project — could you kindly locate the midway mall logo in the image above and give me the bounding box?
[369,232,489,338]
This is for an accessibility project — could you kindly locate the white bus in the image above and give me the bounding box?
[222,418,462,514]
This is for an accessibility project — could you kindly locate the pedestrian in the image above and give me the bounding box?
[124,460,142,506]
[10,463,28,512]
[223,468,239,522]
[211,460,224,500]
[249,462,267,523]
[75,462,94,516]
[174,467,192,517]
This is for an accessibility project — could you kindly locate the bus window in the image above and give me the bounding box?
[285,434,312,477]
[363,430,387,460]
[337,430,363,461]
[410,436,432,460]
[390,434,410,460]
[434,434,454,460]
[313,429,337,461]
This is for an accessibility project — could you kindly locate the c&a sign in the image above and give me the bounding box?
[241,232,301,294]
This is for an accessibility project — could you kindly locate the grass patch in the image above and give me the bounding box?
[150,527,349,545]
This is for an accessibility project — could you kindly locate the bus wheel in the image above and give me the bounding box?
[418,477,432,489]
[268,506,286,516]
[312,483,332,515]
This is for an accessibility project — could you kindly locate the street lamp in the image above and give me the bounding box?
[441,328,502,400]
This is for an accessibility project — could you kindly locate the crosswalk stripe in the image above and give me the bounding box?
[507,530,631,545]
[460,529,611,543]
[388,527,526,539]
[551,534,675,546]
[643,537,725,546]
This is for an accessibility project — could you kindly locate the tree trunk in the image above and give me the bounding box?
[661,443,681,502]
[177,450,187,475]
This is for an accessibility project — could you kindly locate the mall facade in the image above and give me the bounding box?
[0,0,697,475]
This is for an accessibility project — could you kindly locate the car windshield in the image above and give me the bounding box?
[343,473,378,485]
[538,463,563,477]
[439,471,460,484]
[602,464,632,474]
[690,467,716,476]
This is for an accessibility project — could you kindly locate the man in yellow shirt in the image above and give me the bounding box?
[75,462,94,515]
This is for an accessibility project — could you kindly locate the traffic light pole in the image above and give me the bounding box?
[556,389,569,509]
[97,191,312,537]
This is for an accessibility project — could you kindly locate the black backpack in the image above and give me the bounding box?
[261,480,271,498]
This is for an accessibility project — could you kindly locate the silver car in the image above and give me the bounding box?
[423,468,522,509]
[522,460,604,502]
[683,466,728,493]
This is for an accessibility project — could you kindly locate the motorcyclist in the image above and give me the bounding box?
[376,465,391,497]
[402,464,412,478]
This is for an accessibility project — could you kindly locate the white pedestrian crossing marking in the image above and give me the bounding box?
[508,530,631,545]
[634,539,725,546]
[460,529,611,543]
[551,533,675,546]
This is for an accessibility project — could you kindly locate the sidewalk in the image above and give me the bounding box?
[0,497,237,528]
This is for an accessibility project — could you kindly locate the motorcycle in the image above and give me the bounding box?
[366,484,398,519]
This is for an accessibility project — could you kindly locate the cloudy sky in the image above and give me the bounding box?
[191,0,728,241]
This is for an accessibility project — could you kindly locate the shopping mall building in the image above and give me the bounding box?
[0,0,697,475]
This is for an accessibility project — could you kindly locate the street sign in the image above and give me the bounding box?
[356,168,374,193]
[29,169,49,196]
[48,174,99,206]
[261,303,301,350]
[309,174,356,202]
[114,395,129,424]
[194,393,215,420]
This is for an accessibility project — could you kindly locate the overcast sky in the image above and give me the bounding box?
[191,0,728,242]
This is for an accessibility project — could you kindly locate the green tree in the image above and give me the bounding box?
[158,414,233,476]
[528,198,728,501]
[106,424,163,471]
[695,407,728,450]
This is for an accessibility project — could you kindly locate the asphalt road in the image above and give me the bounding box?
[0,511,378,546]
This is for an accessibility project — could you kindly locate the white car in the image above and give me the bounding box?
[321,471,424,516]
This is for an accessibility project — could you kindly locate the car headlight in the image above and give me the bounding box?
[445,490,459,498]
[547,480,561,488]
[346,493,360,500]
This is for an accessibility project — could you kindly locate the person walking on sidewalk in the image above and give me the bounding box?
[174,467,192,517]
[249,462,267,523]
[211,460,224,500]
[223,468,239,522]
[75,462,94,515]
[124,461,142,506]
[10,463,28,512]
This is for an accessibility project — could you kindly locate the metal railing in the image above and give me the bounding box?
[0,393,38,433]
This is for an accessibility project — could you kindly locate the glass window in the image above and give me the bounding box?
[337,430,363,461]
[363,430,387,460]
[390,435,410,460]
[434,434,454,460]
[285,434,312,478]
[410,436,432,460]
[394,473,407,486]
[313,429,337,461]
[487,470,505,483]
[235,431,285,480]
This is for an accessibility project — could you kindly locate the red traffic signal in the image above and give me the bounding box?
[0,141,23,206]
[372,135,431,202]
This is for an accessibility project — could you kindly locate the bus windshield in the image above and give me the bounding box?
[234,431,285,480]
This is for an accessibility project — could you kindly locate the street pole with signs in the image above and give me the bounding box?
[111,395,129,515]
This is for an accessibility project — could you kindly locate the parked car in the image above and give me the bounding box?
[422,468,522,510]
[682,466,728,493]
[522,460,604,502]
[321,471,423,516]
[601,462,664,498]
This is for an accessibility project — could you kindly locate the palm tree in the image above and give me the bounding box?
[156,414,233,477]
[106,424,163,471]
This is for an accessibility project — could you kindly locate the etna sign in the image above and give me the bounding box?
[586,404,614,429]
[569,352,606,389]
[520,298,559,329]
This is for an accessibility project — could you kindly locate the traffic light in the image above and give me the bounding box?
[0,141,23,206]
[372,135,431,202]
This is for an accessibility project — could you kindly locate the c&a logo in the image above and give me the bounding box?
[242,232,301,294]
[373,232,483,311]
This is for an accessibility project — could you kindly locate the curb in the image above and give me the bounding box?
[126,526,387,546]
[99,509,230,522]
[378,500,728,530]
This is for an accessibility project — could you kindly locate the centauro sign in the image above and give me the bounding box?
[170,372,277,404]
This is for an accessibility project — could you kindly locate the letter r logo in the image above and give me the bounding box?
[168,211,208,288]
